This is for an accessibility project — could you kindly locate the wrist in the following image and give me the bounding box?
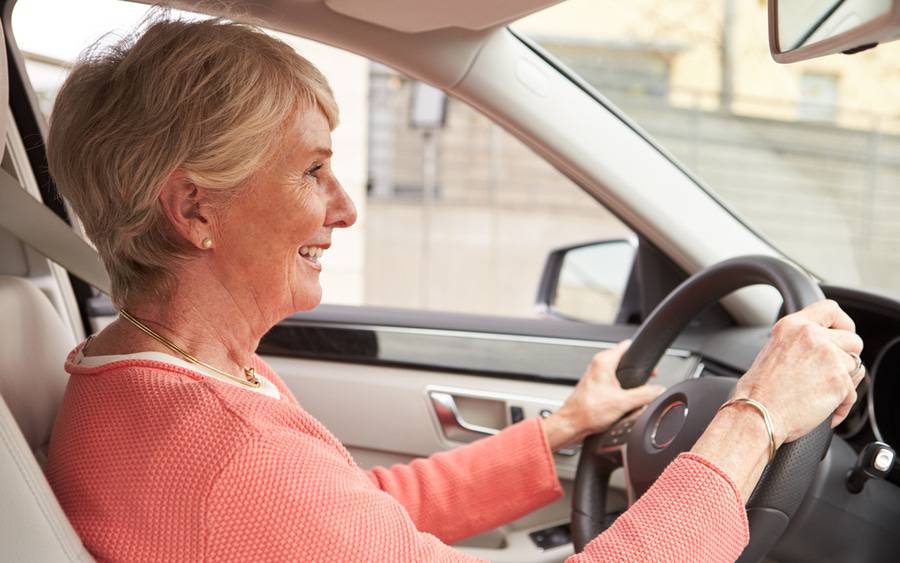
[731,387,787,447]
[714,402,779,460]
[540,412,582,451]
[691,405,775,502]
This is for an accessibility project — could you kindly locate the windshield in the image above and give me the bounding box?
[514,0,900,294]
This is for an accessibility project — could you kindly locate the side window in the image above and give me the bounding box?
[13,0,634,323]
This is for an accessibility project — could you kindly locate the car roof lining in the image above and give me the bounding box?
[323,0,564,33]
[153,0,493,90]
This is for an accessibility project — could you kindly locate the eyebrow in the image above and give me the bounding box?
[311,148,333,159]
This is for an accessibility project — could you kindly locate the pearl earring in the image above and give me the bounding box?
[201,237,213,249]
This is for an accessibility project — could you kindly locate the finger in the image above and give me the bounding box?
[837,347,867,389]
[830,343,866,387]
[851,365,867,388]
[802,300,855,332]
[590,339,632,372]
[831,411,847,428]
[826,328,864,355]
[831,387,858,428]
[622,384,665,411]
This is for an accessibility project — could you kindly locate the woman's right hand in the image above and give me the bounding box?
[733,299,865,447]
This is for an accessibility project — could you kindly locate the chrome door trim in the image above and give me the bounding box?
[424,385,570,448]
[277,320,692,358]
[425,385,564,411]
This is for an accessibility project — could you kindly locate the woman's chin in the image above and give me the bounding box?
[290,283,322,312]
[287,256,323,311]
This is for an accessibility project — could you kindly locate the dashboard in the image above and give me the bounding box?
[871,336,900,448]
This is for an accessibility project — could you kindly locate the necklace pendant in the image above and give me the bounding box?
[243,366,258,385]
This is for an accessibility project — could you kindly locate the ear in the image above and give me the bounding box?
[158,170,214,250]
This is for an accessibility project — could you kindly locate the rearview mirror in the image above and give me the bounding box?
[535,239,636,324]
[769,0,900,63]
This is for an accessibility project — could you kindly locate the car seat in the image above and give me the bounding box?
[0,276,94,561]
[0,20,94,562]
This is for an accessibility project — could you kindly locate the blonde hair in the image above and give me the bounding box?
[47,12,339,307]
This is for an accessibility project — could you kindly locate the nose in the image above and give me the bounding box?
[324,175,357,229]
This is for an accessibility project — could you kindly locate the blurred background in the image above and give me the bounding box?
[13,0,900,323]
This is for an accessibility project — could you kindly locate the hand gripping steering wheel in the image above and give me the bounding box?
[571,255,833,563]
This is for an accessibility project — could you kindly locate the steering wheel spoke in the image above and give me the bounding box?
[571,429,630,542]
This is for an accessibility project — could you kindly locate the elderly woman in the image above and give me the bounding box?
[45,16,863,563]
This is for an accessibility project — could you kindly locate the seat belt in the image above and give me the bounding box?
[0,168,110,293]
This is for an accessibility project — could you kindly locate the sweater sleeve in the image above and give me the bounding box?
[205,430,748,562]
[366,417,564,544]
[204,430,485,562]
[567,452,750,563]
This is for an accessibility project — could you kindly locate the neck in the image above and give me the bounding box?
[125,299,258,375]
[98,264,278,376]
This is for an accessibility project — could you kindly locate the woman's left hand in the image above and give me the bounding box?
[541,340,666,451]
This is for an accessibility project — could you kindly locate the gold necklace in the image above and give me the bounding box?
[118,309,260,388]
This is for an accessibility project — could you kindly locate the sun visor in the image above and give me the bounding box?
[325,0,564,33]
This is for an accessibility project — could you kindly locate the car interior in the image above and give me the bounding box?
[1,0,900,561]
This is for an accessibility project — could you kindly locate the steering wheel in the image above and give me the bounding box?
[571,255,833,563]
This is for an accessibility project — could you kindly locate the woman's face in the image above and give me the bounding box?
[211,108,356,321]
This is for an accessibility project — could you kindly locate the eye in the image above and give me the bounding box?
[306,163,323,179]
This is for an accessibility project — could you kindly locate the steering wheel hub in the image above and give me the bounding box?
[626,378,737,500]
[650,399,688,449]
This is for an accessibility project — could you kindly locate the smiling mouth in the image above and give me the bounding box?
[299,245,325,267]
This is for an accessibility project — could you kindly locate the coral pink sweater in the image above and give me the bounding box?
[47,348,749,562]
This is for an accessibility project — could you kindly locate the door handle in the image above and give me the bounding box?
[429,391,500,443]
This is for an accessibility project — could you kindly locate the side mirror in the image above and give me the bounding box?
[535,239,636,324]
[769,0,900,63]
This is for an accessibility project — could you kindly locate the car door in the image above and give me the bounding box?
[9,2,726,561]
